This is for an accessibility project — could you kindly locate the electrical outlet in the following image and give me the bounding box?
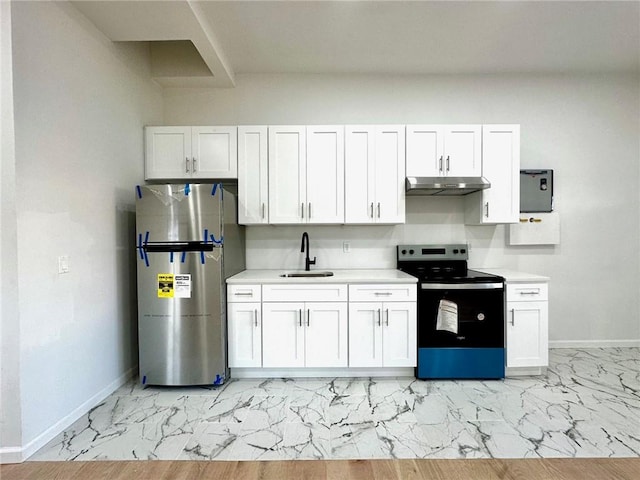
[58,255,70,274]
[343,241,351,253]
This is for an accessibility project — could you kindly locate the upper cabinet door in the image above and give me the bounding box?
[406,125,444,177]
[268,126,306,224]
[482,125,520,224]
[191,127,238,179]
[306,126,345,224]
[238,126,268,224]
[345,126,376,224]
[374,125,405,224]
[145,126,192,180]
[406,125,481,177]
[464,125,520,225]
[442,125,482,177]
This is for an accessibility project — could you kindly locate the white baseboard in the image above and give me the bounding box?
[1,366,138,464]
[0,447,23,465]
[549,339,640,349]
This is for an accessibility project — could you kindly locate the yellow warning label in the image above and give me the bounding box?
[158,274,174,298]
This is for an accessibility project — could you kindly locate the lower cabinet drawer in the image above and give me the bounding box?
[262,284,348,302]
[348,284,417,302]
[228,285,261,302]
[506,283,548,302]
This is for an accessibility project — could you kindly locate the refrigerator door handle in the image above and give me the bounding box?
[143,241,215,253]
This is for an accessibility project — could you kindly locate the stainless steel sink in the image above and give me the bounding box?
[279,271,334,278]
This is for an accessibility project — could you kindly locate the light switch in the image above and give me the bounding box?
[58,255,70,274]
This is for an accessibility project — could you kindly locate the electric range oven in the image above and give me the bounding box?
[397,244,505,379]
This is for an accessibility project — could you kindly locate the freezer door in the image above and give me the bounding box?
[136,183,222,243]
[137,248,225,386]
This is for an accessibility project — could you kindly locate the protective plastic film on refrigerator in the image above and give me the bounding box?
[135,183,245,386]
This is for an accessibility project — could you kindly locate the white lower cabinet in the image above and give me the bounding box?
[228,302,262,368]
[506,282,549,372]
[348,284,417,368]
[262,302,348,368]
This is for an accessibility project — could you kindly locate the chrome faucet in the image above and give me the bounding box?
[300,232,316,271]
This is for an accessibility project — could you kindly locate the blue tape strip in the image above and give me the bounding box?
[181,251,187,263]
[136,185,142,199]
[211,184,218,196]
[143,250,149,267]
[213,374,223,386]
[185,183,190,196]
[142,375,147,385]
[144,231,149,245]
[200,251,205,264]
[170,252,174,263]
[204,229,209,243]
[210,234,223,245]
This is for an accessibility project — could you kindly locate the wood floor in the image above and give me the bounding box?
[2,458,639,480]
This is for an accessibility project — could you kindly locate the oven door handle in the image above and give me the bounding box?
[420,283,503,290]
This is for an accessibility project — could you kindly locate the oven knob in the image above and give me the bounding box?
[409,249,414,255]
[401,249,407,255]
[453,249,459,254]
[461,248,467,254]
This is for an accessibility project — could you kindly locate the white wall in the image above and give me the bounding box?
[10,1,162,457]
[1,0,23,463]
[163,73,640,345]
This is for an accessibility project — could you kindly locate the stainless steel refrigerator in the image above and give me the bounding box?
[135,183,245,386]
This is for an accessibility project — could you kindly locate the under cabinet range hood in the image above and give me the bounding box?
[405,176,491,196]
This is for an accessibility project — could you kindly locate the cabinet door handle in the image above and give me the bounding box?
[307,309,310,327]
[254,309,259,327]
[439,156,443,173]
[485,202,490,218]
[299,309,302,327]
[377,308,382,327]
[510,309,515,326]
[192,157,197,173]
[301,203,305,219]
[385,309,389,326]
[370,202,374,218]
[377,202,381,218]
[185,157,190,173]
[308,203,311,219]
[446,155,450,172]
[262,203,266,219]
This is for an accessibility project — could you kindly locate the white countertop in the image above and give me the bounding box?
[227,269,418,285]
[475,268,550,283]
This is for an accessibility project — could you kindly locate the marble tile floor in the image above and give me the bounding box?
[31,348,640,462]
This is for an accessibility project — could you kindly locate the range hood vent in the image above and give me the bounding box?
[405,176,491,196]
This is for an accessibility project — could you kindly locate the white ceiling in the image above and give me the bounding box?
[72,0,640,87]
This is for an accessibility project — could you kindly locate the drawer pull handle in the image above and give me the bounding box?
[374,292,393,296]
[234,292,254,296]
[518,291,540,295]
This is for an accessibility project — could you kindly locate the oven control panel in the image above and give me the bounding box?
[397,244,469,261]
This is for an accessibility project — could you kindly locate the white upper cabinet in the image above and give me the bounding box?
[268,126,344,224]
[345,125,405,224]
[406,125,481,177]
[145,126,237,180]
[306,126,345,224]
[191,127,238,179]
[238,126,268,224]
[465,125,520,224]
